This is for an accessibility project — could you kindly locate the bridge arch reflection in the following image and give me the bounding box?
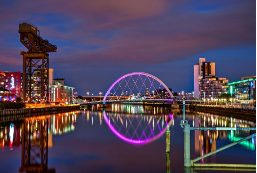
[103,111,173,145]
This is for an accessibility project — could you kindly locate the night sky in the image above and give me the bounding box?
[0,0,255,95]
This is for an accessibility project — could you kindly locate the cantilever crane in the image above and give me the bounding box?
[19,23,57,52]
[19,23,57,103]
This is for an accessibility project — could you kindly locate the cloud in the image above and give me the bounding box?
[0,0,255,68]
[0,47,23,66]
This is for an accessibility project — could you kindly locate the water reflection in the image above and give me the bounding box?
[104,111,173,145]
[166,126,170,173]
[0,112,78,150]
[19,118,49,172]
[0,105,255,173]
[193,112,256,164]
[108,104,172,115]
[0,111,79,173]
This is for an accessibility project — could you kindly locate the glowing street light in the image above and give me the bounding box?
[99,92,103,101]
[87,92,89,96]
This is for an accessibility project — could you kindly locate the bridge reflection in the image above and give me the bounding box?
[104,111,173,145]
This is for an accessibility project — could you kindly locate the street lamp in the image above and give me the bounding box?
[203,92,206,105]
[99,92,102,101]
[87,92,89,96]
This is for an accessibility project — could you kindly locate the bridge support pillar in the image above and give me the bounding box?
[184,123,191,167]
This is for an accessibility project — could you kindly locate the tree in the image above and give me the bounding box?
[77,95,83,99]
[217,93,235,103]
[173,92,178,96]
[16,97,22,103]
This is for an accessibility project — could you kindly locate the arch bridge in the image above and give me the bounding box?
[81,72,174,106]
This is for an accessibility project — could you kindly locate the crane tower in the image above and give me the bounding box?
[19,23,57,103]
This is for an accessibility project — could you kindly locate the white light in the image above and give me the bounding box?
[9,123,14,144]
[10,77,15,89]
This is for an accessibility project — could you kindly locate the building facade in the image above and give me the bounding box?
[227,76,256,100]
[0,71,21,98]
[49,81,74,104]
[199,76,228,100]
[194,58,228,100]
[0,87,16,101]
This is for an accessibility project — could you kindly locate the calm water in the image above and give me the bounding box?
[0,104,255,173]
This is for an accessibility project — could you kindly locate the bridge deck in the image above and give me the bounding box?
[80,99,175,105]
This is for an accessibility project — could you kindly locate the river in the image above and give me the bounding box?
[0,104,255,173]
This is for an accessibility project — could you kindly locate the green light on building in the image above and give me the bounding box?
[227,78,255,85]
[229,85,233,96]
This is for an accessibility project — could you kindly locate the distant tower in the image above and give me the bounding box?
[19,23,57,103]
[194,58,215,99]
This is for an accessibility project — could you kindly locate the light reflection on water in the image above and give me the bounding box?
[0,104,255,173]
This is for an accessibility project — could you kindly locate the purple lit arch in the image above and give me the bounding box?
[103,72,173,102]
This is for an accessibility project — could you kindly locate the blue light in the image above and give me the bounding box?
[252,137,255,145]
[250,82,254,87]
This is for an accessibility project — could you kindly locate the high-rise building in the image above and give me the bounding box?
[194,58,228,100]
[0,71,21,98]
[49,68,54,85]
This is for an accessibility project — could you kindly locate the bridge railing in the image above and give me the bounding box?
[180,101,256,169]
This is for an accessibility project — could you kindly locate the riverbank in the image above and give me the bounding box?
[0,101,25,110]
[192,105,256,121]
[0,105,80,117]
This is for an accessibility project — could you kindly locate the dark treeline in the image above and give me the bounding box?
[0,101,25,110]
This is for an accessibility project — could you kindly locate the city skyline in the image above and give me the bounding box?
[0,0,255,95]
